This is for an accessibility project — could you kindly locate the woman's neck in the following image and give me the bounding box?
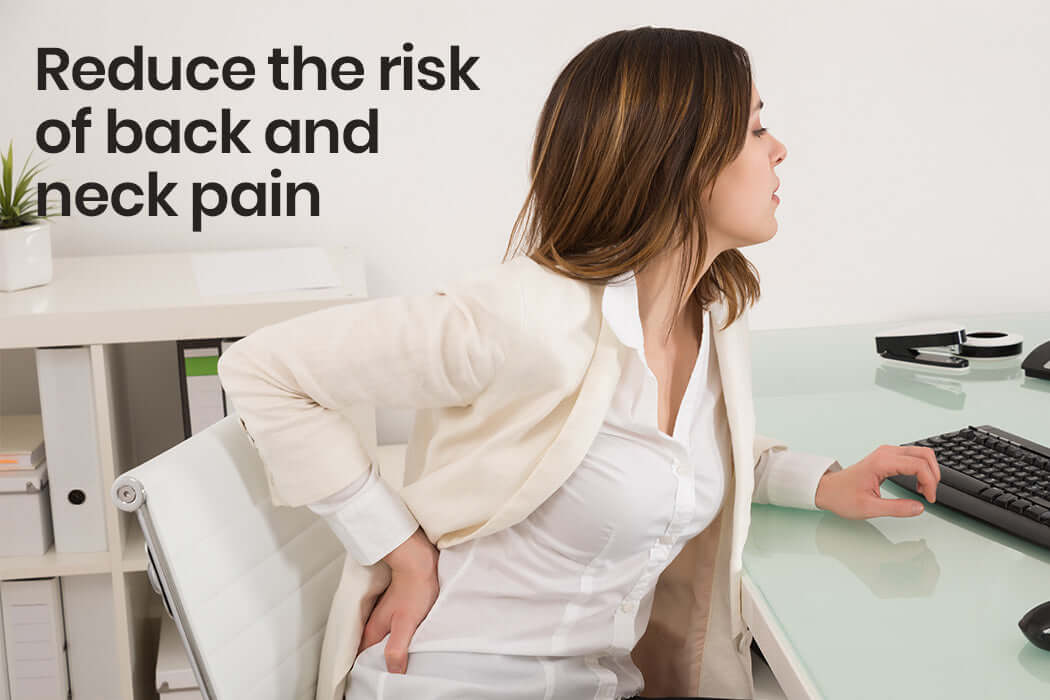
[634,247,713,345]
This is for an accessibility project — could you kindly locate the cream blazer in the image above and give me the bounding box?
[216,254,841,700]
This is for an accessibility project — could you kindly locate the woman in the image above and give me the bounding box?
[217,27,941,700]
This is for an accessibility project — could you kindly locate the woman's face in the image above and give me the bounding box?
[701,84,787,253]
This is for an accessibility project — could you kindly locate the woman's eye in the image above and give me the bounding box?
[753,128,768,137]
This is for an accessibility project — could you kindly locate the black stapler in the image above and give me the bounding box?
[875,321,969,371]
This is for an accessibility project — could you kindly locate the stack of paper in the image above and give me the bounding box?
[0,415,45,472]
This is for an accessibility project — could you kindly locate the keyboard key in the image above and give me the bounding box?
[979,487,1002,501]
[1028,495,1050,510]
[1040,511,1050,525]
[1025,505,1048,520]
[941,469,990,496]
[1008,499,1032,514]
[994,493,1018,507]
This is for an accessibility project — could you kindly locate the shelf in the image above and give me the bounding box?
[0,245,367,348]
[0,543,111,581]
[121,521,148,573]
[0,246,371,700]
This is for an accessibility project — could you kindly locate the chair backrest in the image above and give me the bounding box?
[111,414,346,700]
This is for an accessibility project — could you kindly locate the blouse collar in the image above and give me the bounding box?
[601,270,645,351]
[602,269,707,352]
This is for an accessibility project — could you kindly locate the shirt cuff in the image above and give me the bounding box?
[306,461,419,566]
[763,449,843,511]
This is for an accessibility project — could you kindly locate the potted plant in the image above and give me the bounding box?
[0,140,59,292]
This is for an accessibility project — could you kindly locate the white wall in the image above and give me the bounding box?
[2,0,1048,445]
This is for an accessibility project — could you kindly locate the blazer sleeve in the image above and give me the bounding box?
[752,432,843,510]
[306,463,421,566]
[216,279,524,509]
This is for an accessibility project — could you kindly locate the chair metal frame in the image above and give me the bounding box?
[113,474,217,700]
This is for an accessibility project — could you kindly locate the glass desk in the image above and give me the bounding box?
[743,310,1050,699]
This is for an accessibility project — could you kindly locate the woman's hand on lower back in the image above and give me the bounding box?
[360,528,440,674]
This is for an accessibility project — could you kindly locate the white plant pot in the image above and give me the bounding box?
[0,221,54,292]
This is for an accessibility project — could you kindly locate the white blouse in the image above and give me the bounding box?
[305,272,827,700]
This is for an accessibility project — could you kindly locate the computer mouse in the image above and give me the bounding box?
[1021,339,1050,380]
[1018,600,1050,651]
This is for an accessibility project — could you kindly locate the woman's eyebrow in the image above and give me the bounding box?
[752,100,764,113]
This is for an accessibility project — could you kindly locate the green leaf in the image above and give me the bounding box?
[12,162,48,207]
[2,141,12,205]
[0,142,51,224]
[14,148,32,191]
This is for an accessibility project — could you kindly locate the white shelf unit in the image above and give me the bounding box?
[0,246,371,700]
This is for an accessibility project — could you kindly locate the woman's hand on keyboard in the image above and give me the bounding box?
[815,444,941,519]
[360,528,440,674]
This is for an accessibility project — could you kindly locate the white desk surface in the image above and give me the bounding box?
[743,310,1050,700]
[0,246,366,348]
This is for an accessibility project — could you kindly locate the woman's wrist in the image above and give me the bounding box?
[383,527,439,578]
[815,469,836,511]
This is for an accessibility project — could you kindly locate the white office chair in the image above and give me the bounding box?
[111,415,405,700]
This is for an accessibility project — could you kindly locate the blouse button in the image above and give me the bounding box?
[620,600,638,613]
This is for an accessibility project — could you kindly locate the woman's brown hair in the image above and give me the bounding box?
[503,26,763,338]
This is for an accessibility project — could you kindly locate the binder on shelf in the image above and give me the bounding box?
[177,338,243,440]
[59,574,119,700]
[0,577,69,700]
[34,346,108,553]
[0,414,45,472]
[219,338,239,418]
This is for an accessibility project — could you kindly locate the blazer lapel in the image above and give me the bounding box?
[710,299,755,645]
[470,282,629,540]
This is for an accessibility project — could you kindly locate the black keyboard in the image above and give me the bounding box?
[888,425,1050,550]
